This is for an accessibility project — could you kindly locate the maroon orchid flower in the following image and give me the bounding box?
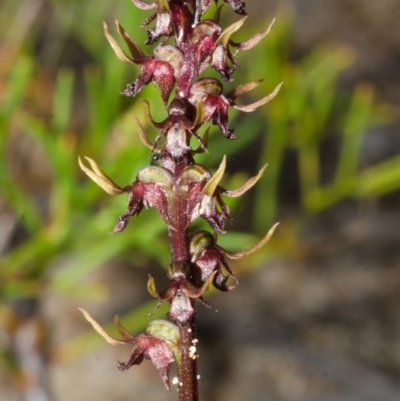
[78,151,269,235]
[140,98,205,159]
[147,261,216,324]
[112,177,172,234]
[189,230,238,291]
[177,16,277,97]
[189,223,279,291]
[186,155,269,233]
[189,77,283,138]
[78,156,173,232]
[79,309,180,390]
[210,17,277,81]
[104,21,184,105]
[132,0,194,46]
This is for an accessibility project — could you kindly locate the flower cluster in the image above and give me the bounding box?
[79,0,280,393]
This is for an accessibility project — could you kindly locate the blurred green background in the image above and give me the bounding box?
[1,0,400,400]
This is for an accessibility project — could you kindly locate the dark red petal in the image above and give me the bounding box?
[213,271,235,291]
[117,334,174,391]
[202,209,227,234]
[148,341,174,390]
[213,101,235,139]
[216,191,231,220]
[113,180,172,233]
[142,182,172,226]
[186,182,204,217]
[153,61,176,105]
[223,0,247,15]
[117,339,147,370]
[168,289,196,324]
[200,96,219,122]
[201,191,231,233]
[113,183,146,233]
[121,60,157,97]
[169,2,193,47]
[196,251,219,282]
[211,45,234,81]
[146,11,171,44]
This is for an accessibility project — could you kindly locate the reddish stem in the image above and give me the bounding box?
[168,159,190,262]
[178,318,199,401]
[167,158,198,401]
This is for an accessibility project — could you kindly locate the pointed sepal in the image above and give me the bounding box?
[234,82,283,112]
[220,223,280,259]
[78,156,126,195]
[223,164,267,197]
[202,155,226,196]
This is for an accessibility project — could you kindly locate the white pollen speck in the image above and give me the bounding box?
[197,375,201,380]
[189,345,197,359]
[192,338,199,344]
[179,382,183,386]
[172,377,179,385]
[188,328,192,333]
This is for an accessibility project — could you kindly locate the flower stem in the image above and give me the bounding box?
[178,317,198,401]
